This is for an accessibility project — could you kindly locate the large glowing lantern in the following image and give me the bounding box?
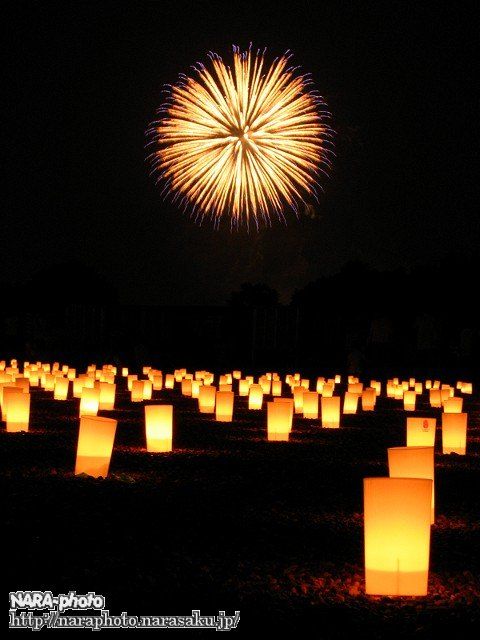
[302,391,318,419]
[441,413,467,455]
[403,390,417,412]
[443,397,463,414]
[361,388,376,411]
[53,377,69,400]
[267,401,292,441]
[248,384,264,410]
[99,383,116,411]
[406,417,436,447]
[198,385,216,413]
[215,391,234,422]
[80,387,100,417]
[293,386,304,413]
[145,405,173,452]
[5,391,30,432]
[363,477,432,596]
[388,446,435,523]
[321,396,341,428]
[75,415,117,478]
[343,392,359,414]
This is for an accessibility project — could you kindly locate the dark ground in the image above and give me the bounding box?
[4,379,480,637]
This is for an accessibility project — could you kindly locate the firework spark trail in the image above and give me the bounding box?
[147,46,333,229]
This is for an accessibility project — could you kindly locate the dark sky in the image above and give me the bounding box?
[5,1,477,305]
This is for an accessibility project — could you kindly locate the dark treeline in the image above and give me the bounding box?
[1,256,478,378]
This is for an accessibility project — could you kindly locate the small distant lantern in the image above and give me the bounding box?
[80,387,100,416]
[215,391,234,422]
[267,401,292,441]
[343,392,359,414]
[75,415,117,478]
[302,391,318,419]
[321,396,341,428]
[442,413,467,455]
[238,379,250,396]
[271,380,282,396]
[364,477,432,596]
[426,380,432,390]
[388,446,435,523]
[406,417,436,447]
[403,390,417,412]
[248,384,264,410]
[165,374,175,389]
[53,377,69,401]
[232,370,241,380]
[361,388,376,411]
[198,385,216,413]
[152,374,163,390]
[145,405,173,452]
[414,382,423,394]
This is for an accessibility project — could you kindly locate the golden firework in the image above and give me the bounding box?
[148,46,333,228]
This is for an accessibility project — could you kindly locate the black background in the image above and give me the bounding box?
[4,1,477,305]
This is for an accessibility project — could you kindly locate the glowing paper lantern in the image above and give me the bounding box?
[322,383,334,397]
[191,380,202,398]
[388,446,435,523]
[99,383,116,411]
[267,401,292,441]
[5,391,30,432]
[75,415,117,478]
[442,413,467,455]
[414,382,423,394]
[321,396,341,428]
[361,388,376,411]
[142,380,153,400]
[429,389,442,408]
[54,377,69,400]
[127,374,138,391]
[348,382,363,394]
[238,379,250,396]
[44,374,55,391]
[1,386,23,422]
[248,384,264,410]
[364,477,432,596]
[215,391,234,422]
[406,417,436,447]
[293,386,304,413]
[145,405,173,452]
[198,385,216,413]
[271,380,282,396]
[165,374,175,389]
[403,390,417,412]
[302,391,318,419]
[80,387,100,417]
[343,392,359,414]
[443,397,463,414]
[130,380,144,402]
[152,374,163,390]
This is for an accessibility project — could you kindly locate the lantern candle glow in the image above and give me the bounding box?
[75,415,117,478]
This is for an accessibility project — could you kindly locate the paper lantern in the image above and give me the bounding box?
[406,417,436,447]
[215,391,234,422]
[429,389,442,408]
[15,377,30,394]
[403,390,417,412]
[130,380,144,402]
[232,370,241,380]
[322,383,334,397]
[321,396,341,428]
[80,387,100,416]
[348,382,363,394]
[370,380,381,396]
[300,378,310,390]
[44,374,55,391]
[267,401,292,441]
[99,382,116,410]
[440,387,452,403]
[442,413,467,455]
[181,379,192,396]
[191,380,202,398]
[198,385,216,413]
[5,391,30,432]
[364,477,432,596]
[165,374,174,389]
[293,386,304,413]
[414,382,423,394]
[388,446,435,523]
[460,382,472,394]
[239,379,250,396]
[142,380,153,400]
[54,377,69,400]
[67,368,76,381]
[302,391,318,419]
[426,379,432,390]
[75,415,117,477]
[361,388,376,411]
[248,384,264,410]
[271,380,282,396]
[394,386,404,400]
[121,367,128,377]
[343,392,359,414]
[127,374,138,391]
[443,397,463,414]
[145,404,173,452]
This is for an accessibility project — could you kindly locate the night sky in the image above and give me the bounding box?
[5,2,477,305]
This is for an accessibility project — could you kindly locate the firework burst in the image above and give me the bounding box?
[147,45,333,228]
